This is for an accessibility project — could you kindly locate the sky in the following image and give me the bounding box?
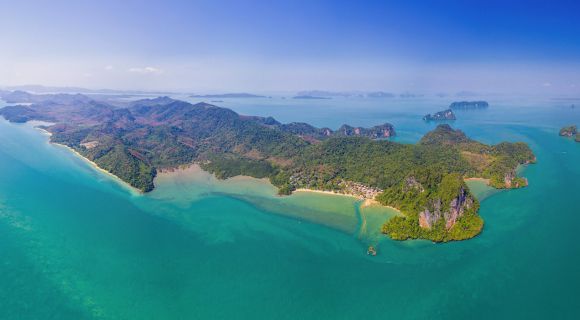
[0,0,579,94]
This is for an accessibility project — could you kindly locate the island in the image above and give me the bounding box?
[450,101,489,110]
[293,91,396,98]
[423,109,456,121]
[0,92,535,242]
[366,91,395,98]
[399,92,424,98]
[189,93,266,98]
[559,125,579,142]
[292,95,331,100]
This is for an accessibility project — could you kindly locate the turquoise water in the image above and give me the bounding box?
[0,97,579,319]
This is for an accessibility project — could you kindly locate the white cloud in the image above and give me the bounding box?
[105,65,114,71]
[128,66,163,74]
[542,82,552,87]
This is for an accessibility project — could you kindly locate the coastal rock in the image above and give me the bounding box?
[560,125,580,142]
[559,125,577,137]
[423,109,456,121]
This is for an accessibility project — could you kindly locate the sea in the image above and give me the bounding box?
[0,95,578,319]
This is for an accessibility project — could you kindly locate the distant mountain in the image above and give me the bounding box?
[190,93,266,98]
[449,101,489,110]
[0,90,93,104]
[4,85,94,93]
[292,95,331,100]
[3,84,175,95]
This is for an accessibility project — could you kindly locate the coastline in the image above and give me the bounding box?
[157,165,403,214]
[52,142,142,194]
[294,188,353,197]
[32,120,403,217]
[25,121,143,194]
[294,188,402,213]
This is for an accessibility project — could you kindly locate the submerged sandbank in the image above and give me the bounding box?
[153,164,399,243]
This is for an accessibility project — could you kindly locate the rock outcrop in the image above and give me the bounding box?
[423,109,456,121]
[270,122,396,140]
[419,186,474,230]
[559,125,577,137]
[504,171,528,188]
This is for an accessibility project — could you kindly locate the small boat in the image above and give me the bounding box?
[367,245,377,256]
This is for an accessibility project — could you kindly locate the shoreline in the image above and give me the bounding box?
[52,142,142,194]
[26,121,143,194]
[157,165,403,214]
[294,188,402,213]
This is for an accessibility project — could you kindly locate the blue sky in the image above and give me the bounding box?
[1,0,579,94]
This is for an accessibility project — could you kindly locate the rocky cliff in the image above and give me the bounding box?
[418,185,474,230]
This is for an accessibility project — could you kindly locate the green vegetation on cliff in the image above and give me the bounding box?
[379,174,483,242]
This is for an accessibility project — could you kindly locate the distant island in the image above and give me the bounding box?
[559,125,579,142]
[0,90,93,104]
[366,91,395,98]
[399,92,424,98]
[295,90,396,98]
[423,109,456,121]
[450,101,489,110]
[190,93,266,98]
[0,92,535,242]
[292,95,331,100]
[1,84,175,95]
